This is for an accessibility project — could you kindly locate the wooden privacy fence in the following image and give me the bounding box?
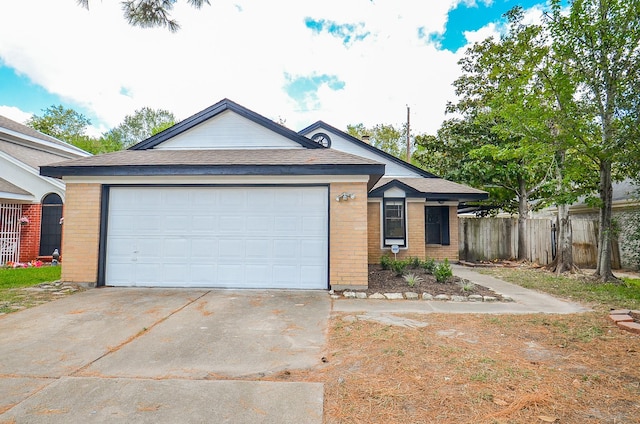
[458,217,620,268]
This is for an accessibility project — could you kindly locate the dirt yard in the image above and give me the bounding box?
[310,311,640,424]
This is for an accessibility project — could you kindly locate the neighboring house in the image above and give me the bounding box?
[41,99,486,290]
[0,115,90,265]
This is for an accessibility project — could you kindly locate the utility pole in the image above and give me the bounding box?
[406,105,411,162]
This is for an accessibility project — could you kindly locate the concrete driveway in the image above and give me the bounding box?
[0,288,330,423]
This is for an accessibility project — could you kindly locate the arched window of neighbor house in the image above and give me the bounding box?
[39,193,63,257]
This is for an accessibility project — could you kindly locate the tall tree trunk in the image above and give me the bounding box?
[595,159,617,282]
[549,150,577,274]
[517,177,530,261]
[554,203,576,274]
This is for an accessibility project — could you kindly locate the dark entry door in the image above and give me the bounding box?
[39,193,63,256]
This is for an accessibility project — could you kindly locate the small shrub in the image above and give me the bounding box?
[380,255,393,270]
[422,258,436,274]
[408,257,422,269]
[434,258,453,283]
[458,279,476,292]
[390,259,409,276]
[403,273,424,288]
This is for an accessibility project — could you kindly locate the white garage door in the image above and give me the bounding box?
[105,186,328,289]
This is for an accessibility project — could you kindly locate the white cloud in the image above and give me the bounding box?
[0,0,544,137]
[0,106,31,124]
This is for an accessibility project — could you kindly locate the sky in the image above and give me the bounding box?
[0,0,548,138]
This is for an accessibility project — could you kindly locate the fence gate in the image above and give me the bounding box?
[0,204,21,264]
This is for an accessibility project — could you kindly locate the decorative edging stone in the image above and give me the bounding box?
[330,290,514,302]
[609,309,640,335]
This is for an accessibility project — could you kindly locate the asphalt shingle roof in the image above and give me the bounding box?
[40,149,386,184]
[373,177,487,195]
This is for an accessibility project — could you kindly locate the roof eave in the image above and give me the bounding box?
[40,163,386,179]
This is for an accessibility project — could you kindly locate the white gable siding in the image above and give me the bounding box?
[156,110,303,150]
[304,129,420,178]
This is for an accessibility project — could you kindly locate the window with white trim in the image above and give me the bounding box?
[383,198,406,247]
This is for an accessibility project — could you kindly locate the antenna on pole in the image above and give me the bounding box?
[406,104,411,162]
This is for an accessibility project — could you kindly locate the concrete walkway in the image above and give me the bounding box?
[333,264,592,315]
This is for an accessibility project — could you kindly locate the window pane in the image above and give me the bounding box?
[384,200,405,243]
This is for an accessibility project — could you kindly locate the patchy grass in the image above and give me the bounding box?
[0,266,80,314]
[0,266,61,289]
[479,267,640,311]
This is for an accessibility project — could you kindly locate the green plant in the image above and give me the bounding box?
[380,255,392,270]
[390,259,409,276]
[458,279,476,292]
[421,258,436,274]
[403,273,424,288]
[434,258,453,283]
[408,257,422,269]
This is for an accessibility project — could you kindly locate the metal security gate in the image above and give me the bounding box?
[0,204,22,264]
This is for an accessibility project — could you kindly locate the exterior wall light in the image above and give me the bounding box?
[336,192,356,202]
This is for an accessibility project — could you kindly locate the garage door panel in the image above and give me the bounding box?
[301,266,325,284]
[273,265,299,285]
[219,216,245,233]
[218,239,245,258]
[245,265,271,283]
[191,239,218,258]
[191,264,217,283]
[302,216,325,234]
[246,216,271,233]
[162,238,189,260]
[246,240,270,258]
[106,186,327,289]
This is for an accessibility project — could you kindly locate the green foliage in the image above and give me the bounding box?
[26,105,91,144]
[0,266,61,289]
[78,0,211,32]
[390,259,409,277]
[408,257,422,268]
[103,107,176,148]
[380,255,392,270]
[402,273,423,288]
[421,258,436,274]
[347,123,408,159]
[434,259,453,283]
[458,280,476,293]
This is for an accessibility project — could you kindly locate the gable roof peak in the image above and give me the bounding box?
[130,98,322,151]
[299,120,438,179]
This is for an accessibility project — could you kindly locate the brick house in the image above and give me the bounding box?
[41,99,486,290]
[0,115,90,265]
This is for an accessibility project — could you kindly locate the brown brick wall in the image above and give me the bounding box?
[426,206,460,261]
[61,183,102,284]
[19,204,41,262]
[330,182,369,289]
[368,202,460,264]
[368,200,426,264]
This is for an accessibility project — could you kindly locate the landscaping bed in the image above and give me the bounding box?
[333,262,507,301]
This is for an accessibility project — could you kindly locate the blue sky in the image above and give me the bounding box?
[0,0,550,136]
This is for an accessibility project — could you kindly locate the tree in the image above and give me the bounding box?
[103,107,176,148]
[26,105,91,144]
[77,0,211,32]
[347,123,409,159]
[547,0,640,282]
[415,10,559,261]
